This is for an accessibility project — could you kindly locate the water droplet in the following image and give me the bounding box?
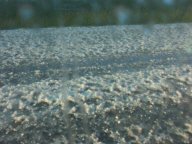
[18,4,34,21]
[115,6,130,25]
[163,0,174,6]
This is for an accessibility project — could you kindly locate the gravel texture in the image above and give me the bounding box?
[0,23,192,144]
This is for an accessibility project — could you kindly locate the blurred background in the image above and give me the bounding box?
[0,0,192,29]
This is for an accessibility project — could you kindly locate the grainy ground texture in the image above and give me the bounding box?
[0,23,192,144]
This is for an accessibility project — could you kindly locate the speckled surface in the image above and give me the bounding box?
[0,23,192,144]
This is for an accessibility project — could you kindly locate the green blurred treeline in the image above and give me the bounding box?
[0,0,192,29]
